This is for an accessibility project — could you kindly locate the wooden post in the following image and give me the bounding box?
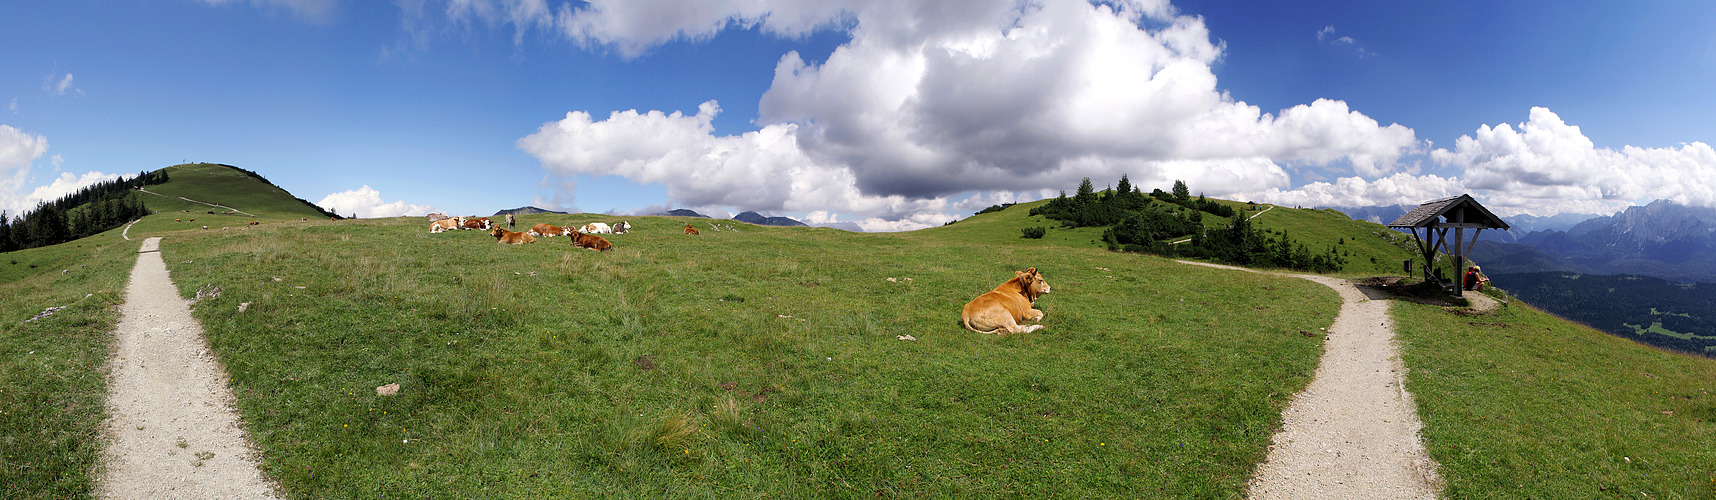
[1453,226,1464,297]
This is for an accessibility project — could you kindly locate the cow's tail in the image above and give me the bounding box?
[961,315,1005,335]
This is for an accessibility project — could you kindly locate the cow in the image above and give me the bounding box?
[175,219,181,223]
[490,228,537,245]
[462,217,492,230]
[249,221,260,226]
[569,231,613,252]
[528,223,567,237]
[430,217,461,233]
[505,213,516,229]
[684,224,700,235]
[581,222,613,234]
[426,213,451,222]
[612,221,632,234]
[960,267,1052,335]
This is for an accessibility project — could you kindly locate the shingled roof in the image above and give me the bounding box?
[1388,194,1510,230]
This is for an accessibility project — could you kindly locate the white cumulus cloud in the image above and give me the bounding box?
[316,185,435,218]
[0,125,50,217]
[515,0,1421,228]
[1430,107,1716,215]
[0,126,128,218]
[1233,107,1716,217]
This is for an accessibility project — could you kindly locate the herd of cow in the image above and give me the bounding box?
[427,214,635,251]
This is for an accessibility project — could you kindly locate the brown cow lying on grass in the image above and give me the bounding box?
[490,228,536,244]
[684,224,700,235]
[569,231,613,251]
[462,217,492,230]
[960,267,1051,335]
[528,223,567,237]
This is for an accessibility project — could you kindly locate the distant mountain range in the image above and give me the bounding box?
[734,211,807,227]
[493,206,568,216]
[657,209,710,218]
[652,209,815,228]
[1330,201,1716,281]
[1323,204,1595,244]
[1334,199,1716,357]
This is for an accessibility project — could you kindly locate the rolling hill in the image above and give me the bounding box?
[3,167,1713,498]
[134,163,335,221]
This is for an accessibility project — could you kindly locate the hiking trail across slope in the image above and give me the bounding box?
[137,187,256,217]
[1177,261,1444,499]
[97,237,279,499]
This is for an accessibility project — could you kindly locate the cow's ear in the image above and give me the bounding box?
[1016,270,1026,279]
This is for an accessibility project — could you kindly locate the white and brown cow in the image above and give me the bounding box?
[528,223,568,237]
[430,217,462,233]
[461,217,492,231]
[580,222,613,234]
[612,221,632,234]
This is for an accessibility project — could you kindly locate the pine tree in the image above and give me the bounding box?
[1172,179,1190,200]
[1075,177,1096,205]
[0,211,12,253]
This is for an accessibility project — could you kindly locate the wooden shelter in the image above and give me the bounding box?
[1388,194,1510,297]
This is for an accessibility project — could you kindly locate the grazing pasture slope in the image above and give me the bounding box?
[157,209,1337,498]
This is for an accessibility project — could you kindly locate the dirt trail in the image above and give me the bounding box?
[97,237,279,499]
[1177,261,1443,499]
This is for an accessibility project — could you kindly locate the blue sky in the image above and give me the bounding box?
[3,0,1714,231]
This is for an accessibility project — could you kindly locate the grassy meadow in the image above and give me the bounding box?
[1397,297,1716,498]
[0,227,138,499]
[150,208,1339,498]
[9,161,1716,499]
[137,163,332,220]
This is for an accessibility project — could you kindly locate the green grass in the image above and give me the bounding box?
[136,163,329,220]
[1238,204,1420,277]
[0,227,137,499]
[153,212,1338,498]
[945,199,1420,278]
[1397,300,1716,498]
[25,182,1704,498]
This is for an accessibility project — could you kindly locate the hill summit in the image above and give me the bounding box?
[734,211,807,227]
[494,206,567,216]
[657,209,710,218]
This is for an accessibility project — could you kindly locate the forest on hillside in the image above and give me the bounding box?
[1020,176,1348,273]
[0,170,167,252]
[1495,272,1716,357]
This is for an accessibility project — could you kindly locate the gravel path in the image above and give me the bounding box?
[97,237,279,499]
[1178,261,1443,499]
